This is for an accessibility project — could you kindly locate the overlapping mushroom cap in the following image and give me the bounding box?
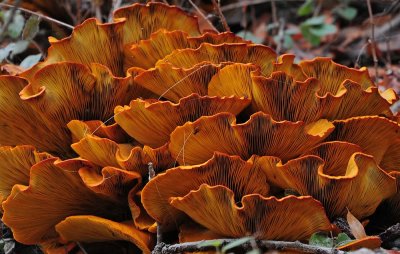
[0,1,399,253]
[142,152,332,239]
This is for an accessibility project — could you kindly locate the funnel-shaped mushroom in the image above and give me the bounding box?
[128,30,248,69]
[169,112,334,165]
[0,146,52,204]
[68,120,131,144]
[55,215,154,254]
[2,158,129,245]
[142,153,271,230]
[114,94,250,147]
[170,184,331,240]
[134,62,225,102]
[113,2,200,44]
[299,57,375,95]
[78,166,142,203]
[18,63,153,156]
[261,142,397,219]
[71,135,175,176]
[0,76,65,154]
[380,139,400,172]
[327,116,400,164]
[22,2,202,78]
[209,66,395,122]
[156,43,277,75]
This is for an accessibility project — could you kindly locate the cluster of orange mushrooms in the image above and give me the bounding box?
[0,3,399,253]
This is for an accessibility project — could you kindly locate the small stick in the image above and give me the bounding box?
[379,223,400,246]
[148,162,163,245]
[187,0,218,32]
[76,242,89,254]
[0,3,74,30]
[366,0,379,83]
[211,0,230,32]
[270,0,278,35]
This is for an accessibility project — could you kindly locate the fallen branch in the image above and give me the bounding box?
[379,223,400,247]
[0,3,74,30]
[152,239,346,254]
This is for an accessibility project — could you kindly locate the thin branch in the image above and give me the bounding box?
[187,0,218,32]
[366,0,379,83]
[148,162,163,246]
[220,0,303,12]
[211,0,230,32]
[0,3,74,30]
[379,223,400,246]
[154,239,346,254]
[76,242,88,254]
[354,42,369,68]
[108,0,123,22]
[270,0,278,35]
[94,1,102,21]
[275,17,285,55]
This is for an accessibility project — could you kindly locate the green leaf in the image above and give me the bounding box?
[10,40,29,58]
[221,237,253,253]
[300,24,321,46]
[298,0,314,16]
[283,34,294,49]
[0,40,29,61]
[336,6,357,21]
[20,54,42,69]
[309,24,337,37]
[309,232,333,248]
[6,11,25,39]
[302,16,325,26]
[197,239,223,248]
[0,43,15,61]
[22,15,40,40]
[335,233,353,247]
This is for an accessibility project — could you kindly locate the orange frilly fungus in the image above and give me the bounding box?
[0,2,399,253]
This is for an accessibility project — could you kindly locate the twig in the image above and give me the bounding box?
[187,0,218,32]
[313,0,323,17]
[354,42,369,68]
[0,3,74,30]
[221,0,299,12]
[0,0,22,41]
[76,242,88,254]
[62,1,77,24]
[275,17,285,55]
[366,0,379,83]
[108,0,123,22]
[154,239,346,254]
[93,0,102,21]
[148,162,163,246]
[379,223,400,246]
[270,0,278,35]
[385,36,392,69]
[211,0,230,32]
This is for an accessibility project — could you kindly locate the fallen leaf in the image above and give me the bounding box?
[347,210,367,239]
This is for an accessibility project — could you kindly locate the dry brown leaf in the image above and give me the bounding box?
[347,210,367,239]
